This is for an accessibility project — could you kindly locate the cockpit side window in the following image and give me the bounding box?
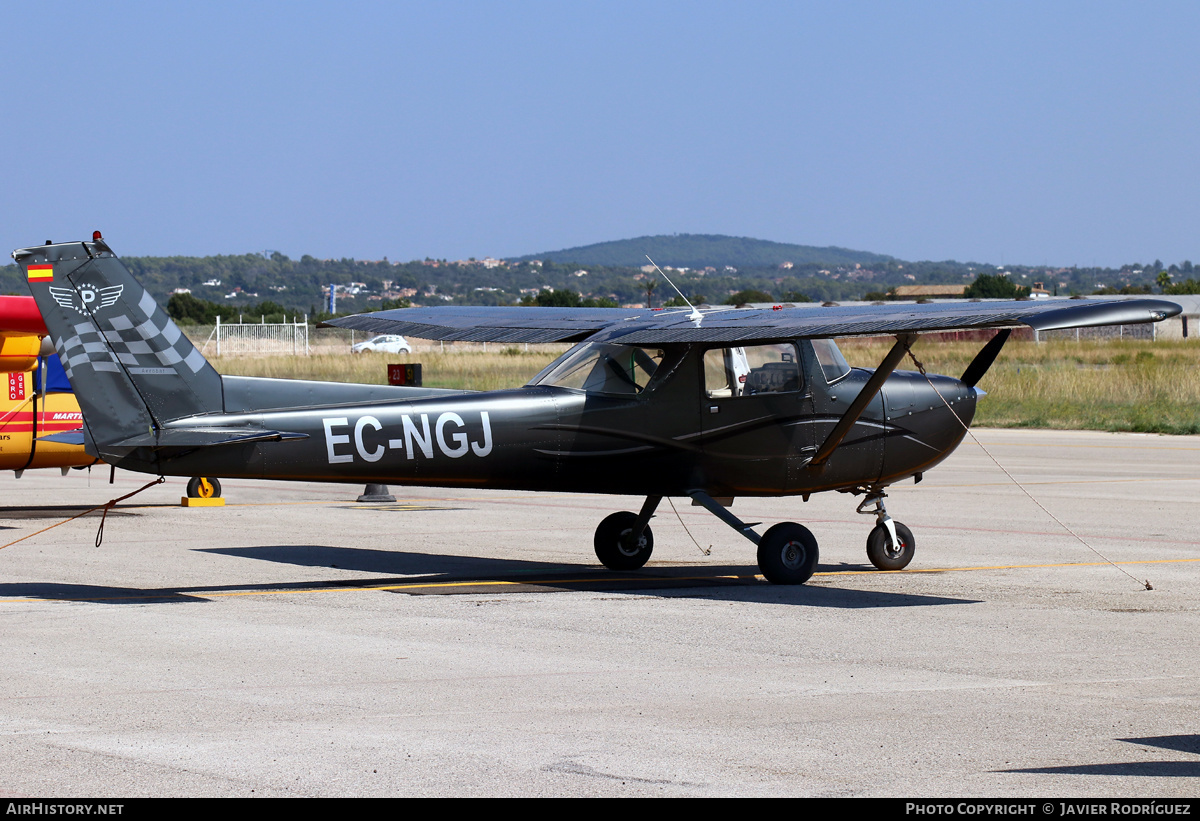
[704,343,802,398]
[811,338,851,383]
[530,342,666,395]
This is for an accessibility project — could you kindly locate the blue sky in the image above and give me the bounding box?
[4,1,1198,267]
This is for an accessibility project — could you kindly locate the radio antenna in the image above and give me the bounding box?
[645,255,703,323]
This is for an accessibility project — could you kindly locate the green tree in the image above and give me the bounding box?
[522,289,583,307]
[1165,278,1200,295]
[662,293,708,308]
[963,273,1029,299]
[166,292,222,325]
[247,300,290,317]
[724,288,775,306]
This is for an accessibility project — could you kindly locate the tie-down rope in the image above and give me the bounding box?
[905,346,1152,590]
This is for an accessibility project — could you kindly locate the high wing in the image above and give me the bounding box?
[325,299,1181,345]
[326,305,649,343]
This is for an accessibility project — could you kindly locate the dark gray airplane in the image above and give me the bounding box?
[14,235,1181,583]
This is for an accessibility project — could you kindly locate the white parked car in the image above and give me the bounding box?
[351,334,411,354]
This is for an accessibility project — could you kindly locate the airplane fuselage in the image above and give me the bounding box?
[103,339,978,498]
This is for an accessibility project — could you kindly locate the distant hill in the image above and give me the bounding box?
[512,233,895,268]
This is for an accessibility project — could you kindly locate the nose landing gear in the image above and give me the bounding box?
[857,488,915,571]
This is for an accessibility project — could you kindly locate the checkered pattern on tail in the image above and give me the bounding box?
[57,288,207,379]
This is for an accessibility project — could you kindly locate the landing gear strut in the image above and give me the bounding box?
[594,492,823,584]
[690,491,819,585]
[857,488,915,570]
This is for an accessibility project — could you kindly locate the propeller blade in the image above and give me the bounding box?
[960,329,1012,388]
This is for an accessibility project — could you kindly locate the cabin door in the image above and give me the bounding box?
[698,343,813,495]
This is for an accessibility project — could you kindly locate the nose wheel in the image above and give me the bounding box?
[866,521,915,570]
[857,488,915,570]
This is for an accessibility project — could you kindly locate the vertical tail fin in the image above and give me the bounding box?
[13,238,223,450]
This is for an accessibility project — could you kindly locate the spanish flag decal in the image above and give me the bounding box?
[27,264,53,281]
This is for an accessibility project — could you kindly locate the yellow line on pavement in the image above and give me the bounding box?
[3,556,1199,604]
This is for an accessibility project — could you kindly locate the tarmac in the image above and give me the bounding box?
[0,428,1197,797]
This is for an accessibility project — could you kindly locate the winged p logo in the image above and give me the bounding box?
[48,283,124,316]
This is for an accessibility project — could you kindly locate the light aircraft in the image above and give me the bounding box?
[14,235,1180,583]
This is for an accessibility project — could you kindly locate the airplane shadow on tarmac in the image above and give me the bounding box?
[1001,735,1200,778]
[0,582,211,604]
[191,543,980,608]
[0,544,980,607]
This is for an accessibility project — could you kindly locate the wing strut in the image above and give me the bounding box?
[809,333,917,469]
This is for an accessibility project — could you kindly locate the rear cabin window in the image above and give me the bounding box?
[704,344,802,399]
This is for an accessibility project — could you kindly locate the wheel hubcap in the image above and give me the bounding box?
[781,540,804,569]
[617,528,645,557]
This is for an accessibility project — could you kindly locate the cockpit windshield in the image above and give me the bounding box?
[529,342,666,396]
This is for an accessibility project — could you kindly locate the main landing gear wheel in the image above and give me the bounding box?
[757,522,819,585]
[186,477,222,499]
[866,521,915,571]
[594,511,654,570]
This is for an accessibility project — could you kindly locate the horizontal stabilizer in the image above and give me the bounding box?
[112,427,309,449]
[37,429,85,445]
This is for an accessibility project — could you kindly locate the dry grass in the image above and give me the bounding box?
[213,346,567,392]
[211,337,1200,435]
[841,337,1200,435]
